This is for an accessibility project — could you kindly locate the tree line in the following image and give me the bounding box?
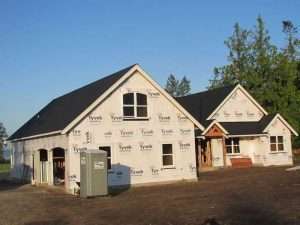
[165,16,300,146]
[209,16,300,146]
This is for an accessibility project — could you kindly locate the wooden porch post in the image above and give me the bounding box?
[222,136,227,167]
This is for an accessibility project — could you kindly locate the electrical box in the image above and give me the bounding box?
[80,149,108,197]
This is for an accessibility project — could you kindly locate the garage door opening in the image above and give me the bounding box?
[52,148,65,185]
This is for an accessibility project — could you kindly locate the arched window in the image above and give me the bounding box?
[123,92,148,118]
[40,149,48,161]
[123,93,134,117]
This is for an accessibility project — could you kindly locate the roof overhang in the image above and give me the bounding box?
[196,133,267,139]
[201,120,229,136]
[8,130,62,142]
[228,134,267,137]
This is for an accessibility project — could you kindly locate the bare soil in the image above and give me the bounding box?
[0,167,299,225]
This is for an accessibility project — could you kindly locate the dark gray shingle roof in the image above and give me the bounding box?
[9,64,136,140]
[177,86,278,136]
[176,85,235,124]
[220,114,276,135]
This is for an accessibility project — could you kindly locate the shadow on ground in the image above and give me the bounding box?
[108,185,130,197]
[0,176,29,192]
[223,195,288,225]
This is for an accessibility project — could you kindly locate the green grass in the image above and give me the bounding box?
[0,163,10,173]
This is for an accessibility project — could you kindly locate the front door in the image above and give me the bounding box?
[200,139,212,167]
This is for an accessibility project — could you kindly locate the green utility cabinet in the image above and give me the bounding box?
[80,149,108,197]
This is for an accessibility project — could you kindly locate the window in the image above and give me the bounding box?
[136,93,147,117]
[162,144,173,167]
[40,149,48,161]
[123,93,148,118]
[123,93,134,117]
[225,138,240,154]
[270,136,284,152]
[99,146,111,170]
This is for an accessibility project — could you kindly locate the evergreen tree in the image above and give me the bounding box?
[165,74,179,97]
[280,20,300,146]
[250,16,278,108]
[165,74,191,97]
[282,21,300,90]
[208,16,300,146]
[0,123,7,162]
[177,76,191,97]
[210,22,252,88]
[282,20,300,60]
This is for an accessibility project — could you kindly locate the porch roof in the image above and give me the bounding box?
[220,122,265,135]
[220,114,276,135]
[195,114,277,137]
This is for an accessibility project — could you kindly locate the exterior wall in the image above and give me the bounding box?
[211,139,224,167]
[224,119,293,167]
[10,135,68,184]
[225,137,265,166]
[210,88,264,122]
[67,71,197,193]
[262,118,293,166]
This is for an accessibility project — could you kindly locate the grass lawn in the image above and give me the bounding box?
[0,163,10,180]
[0,163,10,173]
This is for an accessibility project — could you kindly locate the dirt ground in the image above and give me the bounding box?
[0,167,299,225]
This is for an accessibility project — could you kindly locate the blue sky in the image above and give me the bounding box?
[1,0,300,135]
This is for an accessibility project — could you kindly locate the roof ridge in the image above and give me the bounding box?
[176,85,236,100]
[8,64,138,140]
[191,84,236,96]
[53,64,137,101]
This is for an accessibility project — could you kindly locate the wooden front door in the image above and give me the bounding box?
[200,140,212,167]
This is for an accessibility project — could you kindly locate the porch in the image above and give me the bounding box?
[195,123,266,173]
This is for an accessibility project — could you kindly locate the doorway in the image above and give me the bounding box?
[200,139,212,167]
[39,149,48,183]
[52,148,65,185]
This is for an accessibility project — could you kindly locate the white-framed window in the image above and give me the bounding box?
[225,138,240,154]
[99,146,111,170]
[123,92,148,119]
[162,144,174,167]
[270,136,284,152]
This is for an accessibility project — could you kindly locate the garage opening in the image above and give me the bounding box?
[52,148,65,185]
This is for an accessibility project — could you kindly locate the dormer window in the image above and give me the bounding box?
[123,92,148,119]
